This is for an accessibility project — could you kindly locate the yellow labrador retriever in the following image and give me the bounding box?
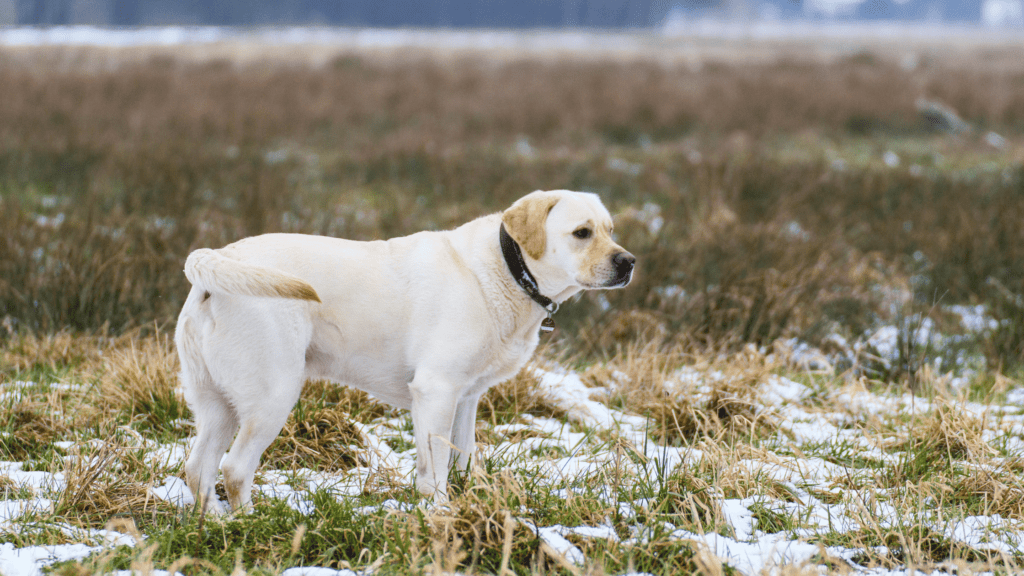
[175,190,635,512]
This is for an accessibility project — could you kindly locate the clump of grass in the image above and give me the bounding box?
[874,395,1002,497]
[263,383,372,473]
[98,332,187,436]
[0,400,69,461]
[680,222,893,352]
[596,538,702,575]
[595,345,781,446]
[416,468,536,574]
[56,438,156,524]
[951,466,1024,520]
[582,343,691,440]
[297,379,395,424]
[748,500,803,535]
[0,331,108,379]
[908,397,993,462]
[982,279,1024,371]
[478,362,567,426]
[0,475,16,492]
[576,309,670,358]
[717,455,815,505]
[659,467,724,533]
[263,381,397,473]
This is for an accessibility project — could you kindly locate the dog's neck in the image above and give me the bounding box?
[498,223,557,315]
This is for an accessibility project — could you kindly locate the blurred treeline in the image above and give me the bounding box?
[10,0,678,27]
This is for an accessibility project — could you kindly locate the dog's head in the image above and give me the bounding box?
[502,190,635,291]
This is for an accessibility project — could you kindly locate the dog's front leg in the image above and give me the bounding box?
[450,392,482,472]
[409,369,459,501]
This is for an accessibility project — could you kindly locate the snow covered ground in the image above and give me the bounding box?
[2,315,1023,576]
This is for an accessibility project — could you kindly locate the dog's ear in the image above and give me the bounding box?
[502,192,560,260]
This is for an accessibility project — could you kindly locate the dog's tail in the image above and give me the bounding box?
[184,248,321,302]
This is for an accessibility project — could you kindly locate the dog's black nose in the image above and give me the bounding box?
[613,251,636,275]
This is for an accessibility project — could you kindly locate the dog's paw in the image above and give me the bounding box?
[197,496,230,517]
[416,497,452,514]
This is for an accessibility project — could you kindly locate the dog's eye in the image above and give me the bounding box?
[573,228,592,239]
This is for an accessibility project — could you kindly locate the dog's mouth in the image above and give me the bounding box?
[580,257,635,290]
[603,269,633,288]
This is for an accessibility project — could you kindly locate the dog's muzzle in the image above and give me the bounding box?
[607,251,636,287]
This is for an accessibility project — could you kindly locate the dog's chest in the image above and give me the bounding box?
[465,331,540,397]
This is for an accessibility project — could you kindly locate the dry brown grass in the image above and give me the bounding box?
[907,397,995,462]
[56,438,157,524]
[478,362,567,426]
[263,383,378,474]
[589,345,781,446]
[0,336,187,524]
[428,470,528,557]
[662,468,725,532]
[0,331,109,377]
[1,48,1021,152]
[0,400,71,461]
[380,467,540,575]
[951,467,1024,520]
[2,46,1024,368]
[575,310,670,358]
[96,331,183,431]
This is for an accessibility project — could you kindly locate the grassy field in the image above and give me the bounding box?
[2,35,1024,575]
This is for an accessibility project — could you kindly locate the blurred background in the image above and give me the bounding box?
[1,0,1023,390]
[1,0,1021,27]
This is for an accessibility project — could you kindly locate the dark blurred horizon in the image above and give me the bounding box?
[2,0,1020,28]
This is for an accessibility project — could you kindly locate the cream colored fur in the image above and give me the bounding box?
[175,190,634,513]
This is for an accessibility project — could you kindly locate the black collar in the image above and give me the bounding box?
[499,223,559,322]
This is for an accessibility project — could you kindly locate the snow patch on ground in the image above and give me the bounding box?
[0,543,106,576]
[149,476,195,508]
[4,338,1024,576]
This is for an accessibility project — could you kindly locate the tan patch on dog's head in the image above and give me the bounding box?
[570,218,625,287]
[544,191,634,289]
[581,223,617,270]
[501,191,560,260]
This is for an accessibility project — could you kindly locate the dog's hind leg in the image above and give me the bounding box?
[219,386,301,512]
[183,383,238,514]
[217,345,305,512]
[178,316,239,514]
[207,300,311,512]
